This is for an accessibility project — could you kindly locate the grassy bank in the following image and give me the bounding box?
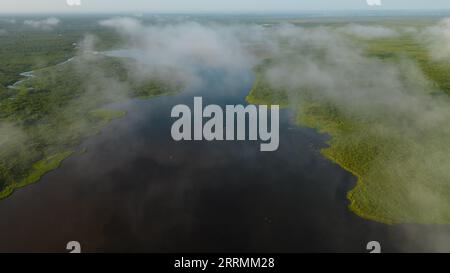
[0,52,179,200]
[247,34,450,225]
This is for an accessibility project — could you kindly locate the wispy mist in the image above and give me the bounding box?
[23,17,60,30]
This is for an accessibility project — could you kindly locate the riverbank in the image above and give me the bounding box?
[0,53,179,200]
[246,36,450,225]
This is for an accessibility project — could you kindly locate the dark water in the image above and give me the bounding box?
[1,65,450,253]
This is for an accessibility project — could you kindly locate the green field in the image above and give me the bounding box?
[248,24,450,225]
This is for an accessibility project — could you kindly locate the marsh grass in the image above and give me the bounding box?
[248,33,450,225]
[0,53,179,199]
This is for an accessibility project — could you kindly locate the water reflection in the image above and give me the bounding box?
[0,62,450,253]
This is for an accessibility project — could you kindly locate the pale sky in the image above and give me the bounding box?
[1,0,450,13]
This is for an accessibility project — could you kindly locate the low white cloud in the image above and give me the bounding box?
[338,24,398,39]
[99,17,263,88]
[24,17,60,30]
[0,122,27,155]
[422,18,450,60]
[0,18,16,24]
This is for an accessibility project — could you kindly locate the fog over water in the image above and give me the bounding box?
[0,63,449,252]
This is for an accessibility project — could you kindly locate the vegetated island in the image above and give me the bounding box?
[247,33,450,225]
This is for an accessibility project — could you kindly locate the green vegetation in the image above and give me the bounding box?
[89,109,127,122]
[366,36,450,94]
[0,17,179,199]
[0,16,123,89]
[248,32,450,225]
[0,151,73,199]
[246,60,290,107]
[0,54,179,199]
